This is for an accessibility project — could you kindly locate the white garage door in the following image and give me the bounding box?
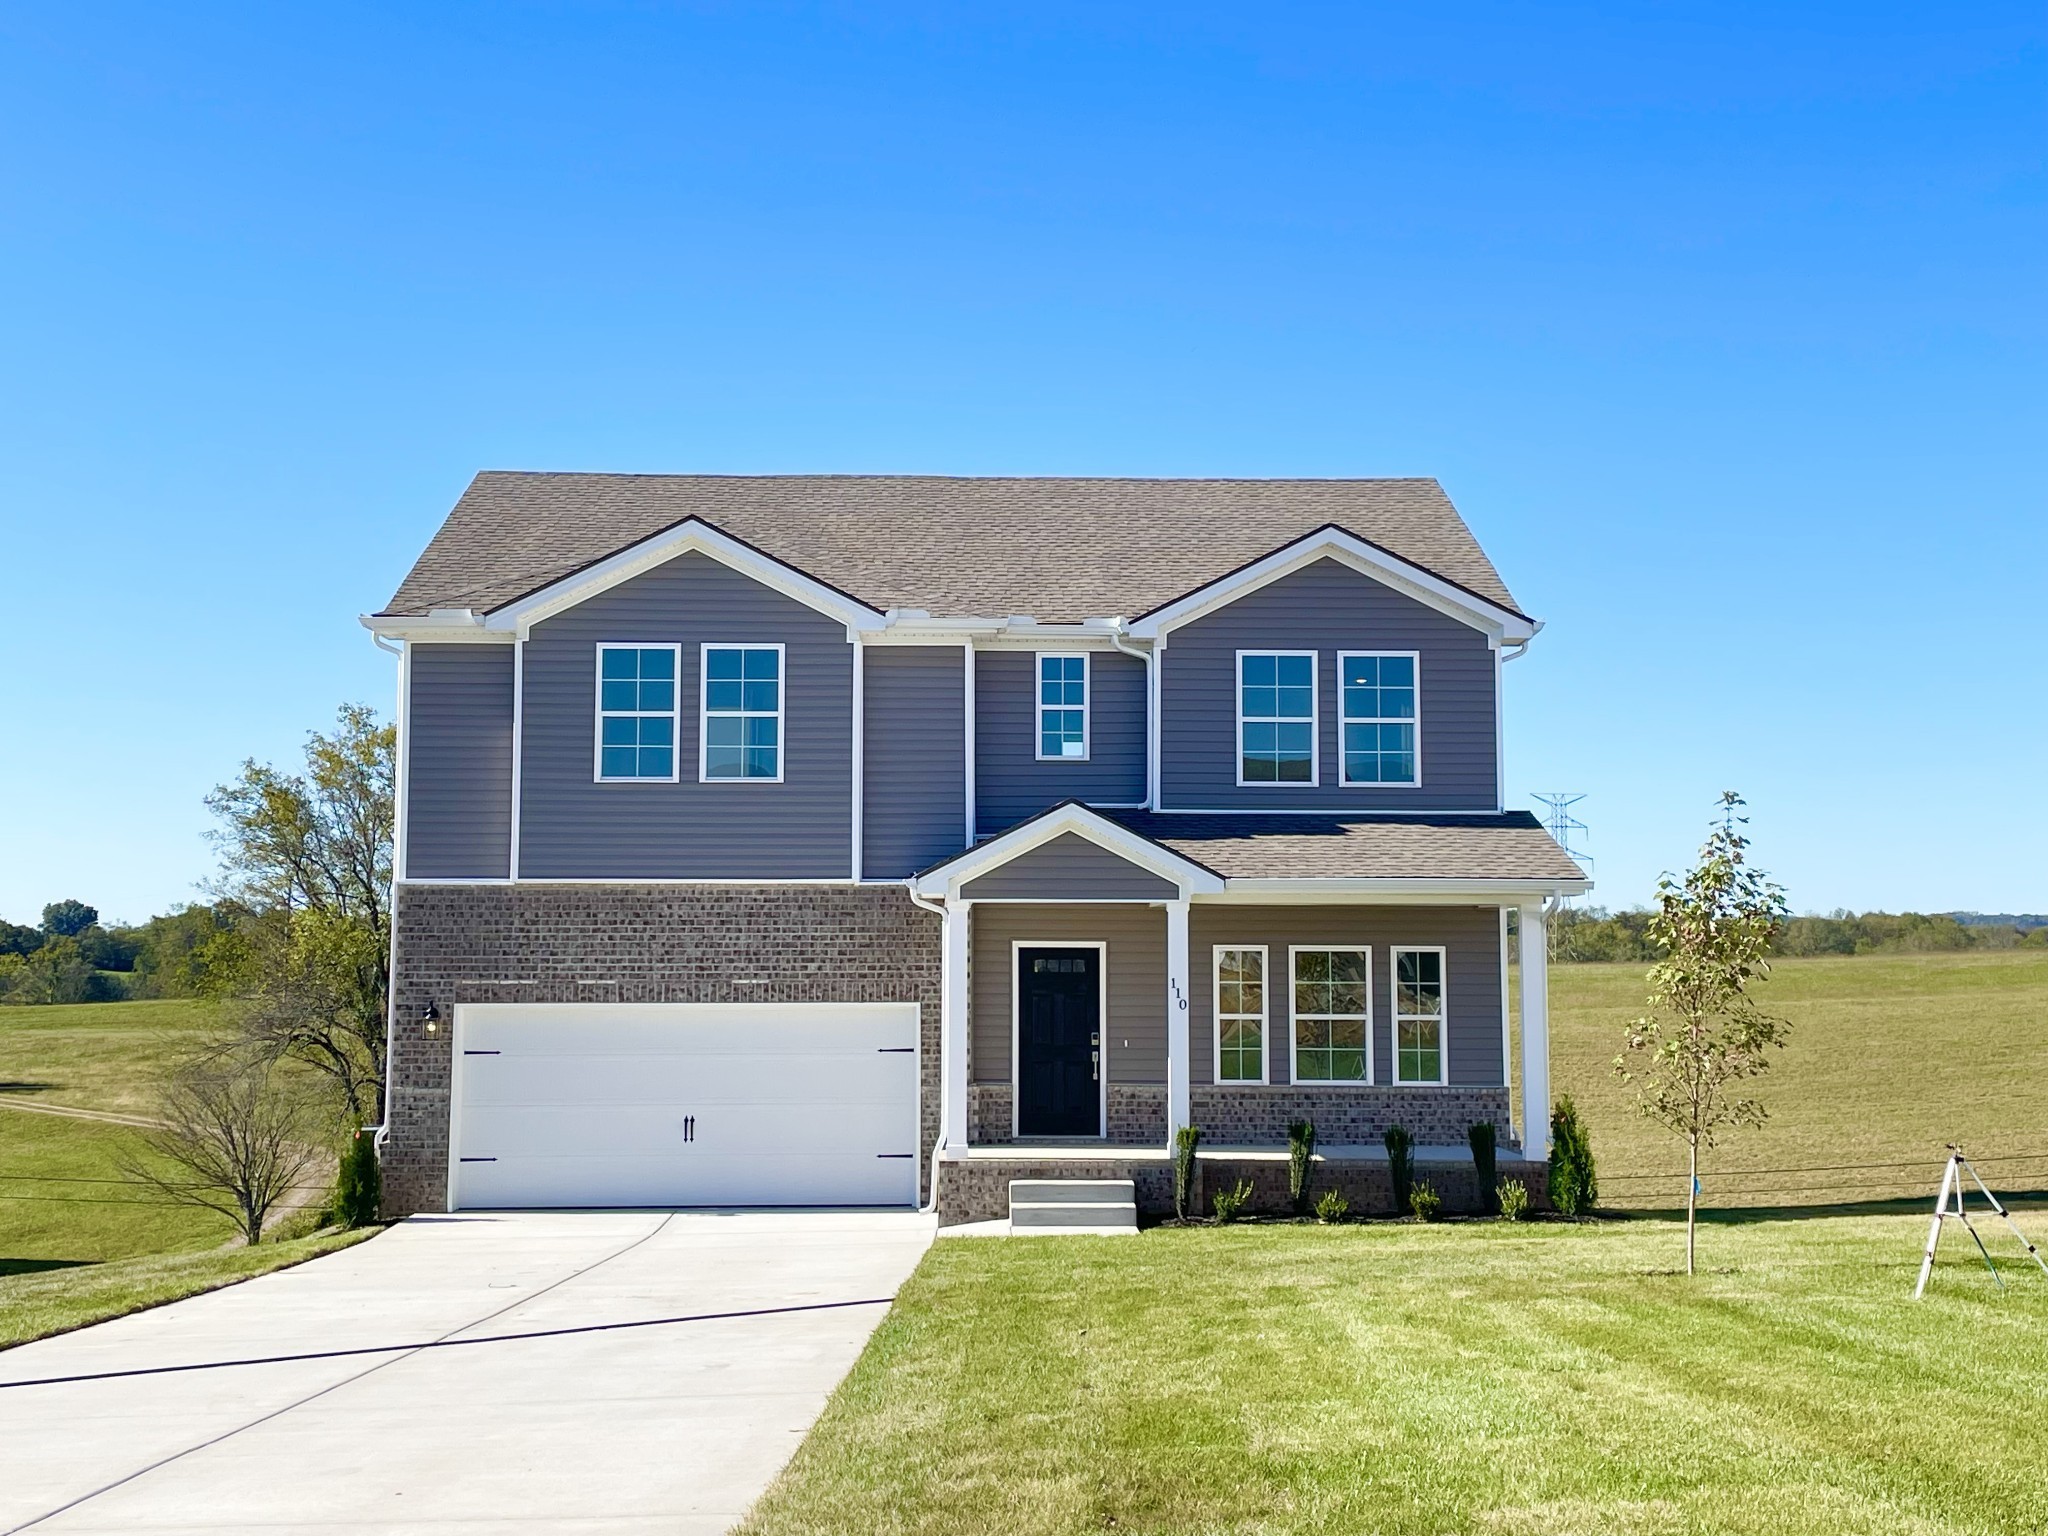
[449,1003,921,1210]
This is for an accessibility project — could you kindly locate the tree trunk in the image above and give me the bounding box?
[1685,1135,1698,1276]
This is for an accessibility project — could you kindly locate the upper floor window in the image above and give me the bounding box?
[595,645,681,782]
[1340,652,1419,786]
[1214,945,1267,1083]
[701,644,783,782]
[1291,947,1370,1082]
[1392,946,1447,1085]
[1238,651,1317,785]
[1037,653,1089,761]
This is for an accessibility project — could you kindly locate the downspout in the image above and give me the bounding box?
[906,884,950,1214]
[1108,622,1157,811]
[370,631,403,1155]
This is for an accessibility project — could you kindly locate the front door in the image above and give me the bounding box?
[1016,946,1102,1137]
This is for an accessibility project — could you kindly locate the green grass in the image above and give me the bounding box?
[740,1214,2048,1536]
[0,996,223,1115]
[1541,951,2048,1210]
[0,1226,378,1349]
[0,1110,239,1265]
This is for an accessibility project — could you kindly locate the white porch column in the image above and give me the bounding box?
[1519,901,1551,1159]
[1165,897,1191,1142]
[942,898,971,1149]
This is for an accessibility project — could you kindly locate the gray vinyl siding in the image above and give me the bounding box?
[970,903,1167,1086]
[405,644,514,880]
[959,833,1178,901]
[863,646,967,879]
[976,648,1146,835]
[1189,905,1502,1087]
[517,551,853,878]
[1159,558,1498,811]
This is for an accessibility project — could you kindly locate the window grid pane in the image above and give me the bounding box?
[1341,653,1419,785]
[1392,948,1445,1083]
[597,646,679,781]
[1239,653,1316,783]
[1292,948,1369,1082]
[1037,656,1087,759]
[703,646,781,780]
[1216,948,1265,1082]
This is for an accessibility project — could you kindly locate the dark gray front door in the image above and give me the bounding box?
[1016,947,1101,1137]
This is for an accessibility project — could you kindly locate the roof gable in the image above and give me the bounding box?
[914,802,1225,898]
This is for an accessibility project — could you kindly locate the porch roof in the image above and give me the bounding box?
[1100,809,1587,885]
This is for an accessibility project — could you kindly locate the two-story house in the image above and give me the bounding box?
[365,474,1587,1222]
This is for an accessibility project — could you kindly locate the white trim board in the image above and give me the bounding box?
[914,801,1225,899]
[1286,943,1374,1087]
[1211,942,1269,1086]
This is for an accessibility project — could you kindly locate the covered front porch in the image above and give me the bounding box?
[909,802,1588,1223]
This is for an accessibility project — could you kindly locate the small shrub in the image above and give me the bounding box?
[1212,1178,1253,1224]
[1384,1124,1414,1214]
[1173,1124,1201,1220]
[334,1126,382,1228]
[1287,1119,1317,1215]
[1315,1189,1350,1224]
[1468,1121,1498,1214]
[1497,1177,1530,1222]
[1548,1095,1599,1217]
[1409,1180,1442,1222]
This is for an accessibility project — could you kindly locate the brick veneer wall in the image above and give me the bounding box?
[967,1083,1167,1147]
[384,882,941,1216]
[1190,1086,1509,1148]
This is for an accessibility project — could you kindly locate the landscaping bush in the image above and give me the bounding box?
[1409,1180,1442,1222]
[1548,1095,1599,1217]
[1315,1189,1349,1224]
[334,1126,382,1228]
[1468,1121,1497,1214]
[1497,1177,1530,1221]
[1384,1124,1413,1214]
[1212,1178,1253,1224]
[1173,1124,1201,1220]
[1287,1119,1317,1215]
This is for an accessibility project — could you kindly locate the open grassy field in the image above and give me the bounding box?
[0,996,223,1116]
[741,1213,2048,1536]
[1541,950,2048,1211]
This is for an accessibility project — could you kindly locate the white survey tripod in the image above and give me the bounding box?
[1913,1146,2048,1300]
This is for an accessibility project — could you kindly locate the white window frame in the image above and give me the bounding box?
[1211,943,1269,1085]
[1287,945,1373,1085]
[1391,944,1449,1086]
[593,642,683,785]
[698,641,787,785]
[1009,939,1109,1139]
[1337,649,1422,789]
[1234,649,1320,788]
[1034,651,1091,762]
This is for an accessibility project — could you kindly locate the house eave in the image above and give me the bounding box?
[1203,876,1592,905]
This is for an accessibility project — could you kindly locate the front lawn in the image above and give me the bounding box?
[740,1213,2048,1536]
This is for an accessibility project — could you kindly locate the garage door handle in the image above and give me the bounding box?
[877,1153,914,1159]
[876,1047,915,1053]
[463,1050,500,1056]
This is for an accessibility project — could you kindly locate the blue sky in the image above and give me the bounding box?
[1,3,2041,925]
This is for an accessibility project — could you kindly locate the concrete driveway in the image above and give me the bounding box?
[0,1210,933,1535]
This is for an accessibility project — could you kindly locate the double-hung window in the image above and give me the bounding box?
[1340,652,1419,786]
[701,644,783,782]
[1392,946,1447,1085]
[1213,946,1267,1083]
[1037,653,1088,760]
[1291,947,1370,1082]
[1238,651,1317,785]
[595,645,681,782]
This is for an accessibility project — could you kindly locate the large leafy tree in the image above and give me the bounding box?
[40,899,99,937]
[1615,792,1790,1275]
[207,704,395,1122]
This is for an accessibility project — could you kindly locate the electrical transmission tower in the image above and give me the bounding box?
[1531,793,1592,900]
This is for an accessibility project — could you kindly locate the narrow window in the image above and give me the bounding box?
[1292,947,1370,1082]
[1037,653,1088,760]
[1393,946,1447,1085]
[1238,651,1317,785]
[595,645,680,782]
[1214,946,1267,1083]
[1340,652,1419,786]
[701,644,783,781]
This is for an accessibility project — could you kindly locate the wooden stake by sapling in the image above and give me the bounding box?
[1913,1145,2048,1300]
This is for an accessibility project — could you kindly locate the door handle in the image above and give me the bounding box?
[1091,1049,1100,1081]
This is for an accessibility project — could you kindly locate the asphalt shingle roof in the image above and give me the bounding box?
[1104,810,1585,883]
[381,473,1523,623]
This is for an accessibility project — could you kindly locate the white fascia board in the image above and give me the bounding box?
[481,519,890,638]
[867,616,1129,647]
[1125,528,1538,644]
[358,612,511,644]
[1205,876,1592,904]
[913,803,1225,898]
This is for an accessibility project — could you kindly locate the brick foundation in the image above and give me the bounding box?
[385,881,940,1216]
[1189,1086,1510,1148]
[966,1082,1167,1147]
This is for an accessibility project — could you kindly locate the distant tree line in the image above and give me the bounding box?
[0,899,255,1004]
[1545,904,2048,963]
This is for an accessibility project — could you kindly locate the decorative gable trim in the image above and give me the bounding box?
[911,800,1225,899]
[1124,524,1538,644]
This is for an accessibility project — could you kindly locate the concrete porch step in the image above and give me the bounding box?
[1008,1178,1139,1234]
[1008,1179,1136,1204]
